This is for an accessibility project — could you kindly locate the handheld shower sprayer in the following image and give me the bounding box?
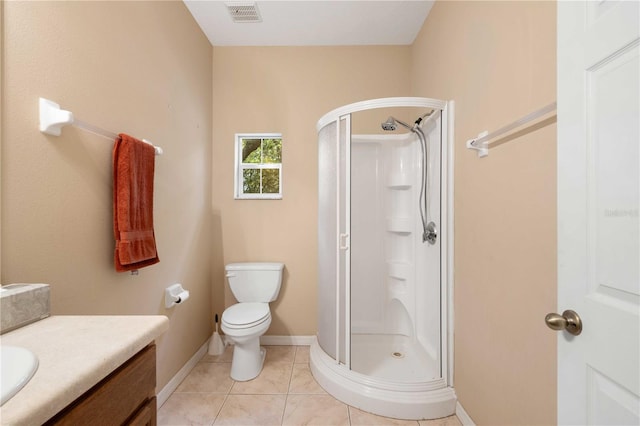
[381,116,413,132]
[414,110,435,127]
[380,110,435,133]
[379,112,438,245]
[381,117,397,131]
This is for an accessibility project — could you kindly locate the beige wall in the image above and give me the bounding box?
[411,2,557,424]
[211,46,411,335]
[1,1,213,390]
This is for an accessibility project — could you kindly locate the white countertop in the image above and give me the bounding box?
[0,315,169,425]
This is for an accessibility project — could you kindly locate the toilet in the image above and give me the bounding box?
[221,262,284,381]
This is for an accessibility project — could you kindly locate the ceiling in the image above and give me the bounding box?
[183,1,434,46]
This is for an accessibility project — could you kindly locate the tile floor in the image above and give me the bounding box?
[158,345,462,426]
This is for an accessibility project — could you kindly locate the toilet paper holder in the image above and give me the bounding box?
[165,283,190,309]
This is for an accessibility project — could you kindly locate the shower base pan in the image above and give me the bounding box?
[350,333,437,382]
[310,339,456,420]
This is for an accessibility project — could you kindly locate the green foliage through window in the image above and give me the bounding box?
[236,135,282,199]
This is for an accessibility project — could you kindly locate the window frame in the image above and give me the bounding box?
[234,133,283,200]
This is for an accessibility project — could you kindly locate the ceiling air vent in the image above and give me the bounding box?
[225,2,262,23]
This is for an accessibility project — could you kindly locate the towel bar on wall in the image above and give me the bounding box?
[38,98,163,155]
[466,101,556,158]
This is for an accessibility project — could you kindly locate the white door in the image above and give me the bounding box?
[557,1,639,425]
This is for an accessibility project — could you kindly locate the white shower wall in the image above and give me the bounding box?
[350,139,386,333]
[350,117,441,375]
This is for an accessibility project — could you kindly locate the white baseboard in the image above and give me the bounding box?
[260,335,315,346]
[456,401,475,426]
[157,339,208,408]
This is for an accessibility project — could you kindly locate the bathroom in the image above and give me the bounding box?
[2,1,637,425]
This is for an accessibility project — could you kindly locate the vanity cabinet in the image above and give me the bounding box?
[45,344,157,426]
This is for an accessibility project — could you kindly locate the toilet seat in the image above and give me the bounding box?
[222,303,270,329]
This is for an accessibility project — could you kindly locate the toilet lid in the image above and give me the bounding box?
[222,303,270,329]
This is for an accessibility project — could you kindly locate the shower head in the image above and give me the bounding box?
[381,117,397,131]
[381,116,413,132]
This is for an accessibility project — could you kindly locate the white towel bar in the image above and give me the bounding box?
[38,98,163,156]
[466,102,556,158]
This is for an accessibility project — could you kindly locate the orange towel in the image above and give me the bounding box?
[113,133,159,272]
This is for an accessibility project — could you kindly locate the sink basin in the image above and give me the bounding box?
[0,346,39,406]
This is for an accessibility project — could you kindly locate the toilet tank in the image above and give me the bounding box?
[225,262,285,302]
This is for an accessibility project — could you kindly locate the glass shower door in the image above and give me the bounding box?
[317,115,351,366]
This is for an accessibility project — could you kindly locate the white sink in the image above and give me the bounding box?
[0,346,39,406]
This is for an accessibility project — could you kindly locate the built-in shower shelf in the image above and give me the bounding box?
[387,218,413,234]
[387,183,412,190]
[387,261,412,280]
[388,278,408,294]
[387,173,412,189]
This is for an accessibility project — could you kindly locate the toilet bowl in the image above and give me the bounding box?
[221,262,284,381]
[221,303,272,381]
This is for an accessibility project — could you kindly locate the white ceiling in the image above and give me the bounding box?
[183,1,434,46]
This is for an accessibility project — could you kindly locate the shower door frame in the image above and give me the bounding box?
[315,97,455,391]
[337,114,351,368]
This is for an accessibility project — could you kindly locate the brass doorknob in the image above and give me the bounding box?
[545,310,582,336]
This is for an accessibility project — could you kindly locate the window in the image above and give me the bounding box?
[234,133,282,199]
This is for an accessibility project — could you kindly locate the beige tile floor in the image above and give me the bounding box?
[158,345,461,426]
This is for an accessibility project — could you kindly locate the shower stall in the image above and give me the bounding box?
[310,97,455,420]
